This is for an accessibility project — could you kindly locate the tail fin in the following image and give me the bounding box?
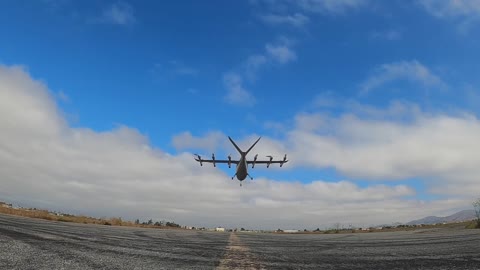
[246,137,261,154]
[228,136,243,154]
[228,136,261,155]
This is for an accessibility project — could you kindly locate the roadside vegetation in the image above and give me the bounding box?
[2,200,478,232]
[473,198,480,229]
[0,201,181,229]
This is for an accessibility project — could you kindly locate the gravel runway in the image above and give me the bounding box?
[1,213,479,269]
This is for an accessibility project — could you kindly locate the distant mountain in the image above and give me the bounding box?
[407,210,476,225]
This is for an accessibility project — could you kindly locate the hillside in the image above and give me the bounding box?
[407,210,476,225]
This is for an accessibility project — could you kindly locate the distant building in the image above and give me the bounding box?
[215,227,225,232]
[283,229,299,233]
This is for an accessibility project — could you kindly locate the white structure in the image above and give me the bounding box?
[215,227,225,232]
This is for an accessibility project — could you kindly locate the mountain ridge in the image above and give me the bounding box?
[407,210,476,225]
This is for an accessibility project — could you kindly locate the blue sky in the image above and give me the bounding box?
[1,0,480,229]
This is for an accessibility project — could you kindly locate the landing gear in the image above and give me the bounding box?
[247,174,253,180]
[240,182,242,187]
[231,173,236,180]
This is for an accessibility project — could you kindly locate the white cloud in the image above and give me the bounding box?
[418,0,480,33]
[223,72,256,106]
[418,0,480,18]
[360,60,447,94]
[57,90,70,103]
[294,113,328,132]
[264,121,287,134]
[311,91,339,108]
[226,38,296,104]
[172,131,227,153]
[98,1,135,25]
[244,38,296,79]
[295,0,368,14]
[2,64,465,229]
[244,103,480,200]
[265,43,297,64]
[253,0,368,14]
[41,0,70,11]
[286,112,480,182]
[260,13,310,27]
[245,54,268,80]
[179,102,480,218]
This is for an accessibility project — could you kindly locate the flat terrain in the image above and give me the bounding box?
[1,213,479,269]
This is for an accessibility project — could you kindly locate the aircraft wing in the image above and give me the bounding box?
[194,154,239,167]
[246,155,288,167]
[194,158,239,164]
[246,160,287,164]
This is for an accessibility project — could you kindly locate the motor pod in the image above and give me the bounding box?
[266,155,273,168]
[280,154,287,167]
[195,154,203,166]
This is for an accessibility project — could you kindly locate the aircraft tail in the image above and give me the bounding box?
[228,136,243,154]
[228,136,261,155]
[246,137,261,154]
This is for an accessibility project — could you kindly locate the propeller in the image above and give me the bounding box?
[212,153,216,167]
[266,155,273,168]
[228,154,232,168]
[194,154,203,166]
[281,154,287,167]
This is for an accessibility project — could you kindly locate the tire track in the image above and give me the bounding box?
[217,233,266,270]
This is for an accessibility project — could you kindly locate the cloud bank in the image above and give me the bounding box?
[1,65,475,229]
[0,66,458,228]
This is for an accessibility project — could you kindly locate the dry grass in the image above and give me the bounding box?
[0,202,181,229]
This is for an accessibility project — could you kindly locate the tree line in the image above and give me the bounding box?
[134,219,180,228]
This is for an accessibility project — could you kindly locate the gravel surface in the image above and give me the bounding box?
[1,213,479,269]
[238,229,480,269]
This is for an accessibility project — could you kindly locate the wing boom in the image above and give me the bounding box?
[246,154,288,168]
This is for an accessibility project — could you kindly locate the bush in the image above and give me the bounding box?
[465,222,477,229]
[57,217,72,222]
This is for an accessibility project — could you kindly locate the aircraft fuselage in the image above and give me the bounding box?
[235,153,248,181]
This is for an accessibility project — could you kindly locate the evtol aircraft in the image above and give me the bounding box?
[194,136,288,186]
